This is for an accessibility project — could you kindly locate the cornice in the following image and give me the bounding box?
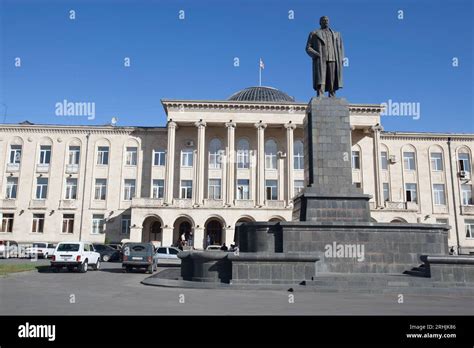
[0,124,166,135]
[381,132,474,142]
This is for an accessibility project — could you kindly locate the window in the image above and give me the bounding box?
[209,139,222,169]
[1,213,14,232]
[68,146,80,165]
[294,140,304,170]
[433,184,446,205]
[181,149,193,167]
[62,214,74,234]
[459,153,471,172]
[381,151,388,170]
[32,214,45,233]
[383,183,390,202]
[6,177,18,199]
[294,180,304,196]
[461,184,473,206]
[405,183,417,203]
[430,152,443,171]
[265,140,277,169]
[9,145,22,164]
[125,147,137,166]
[403,152,416,170]
[92,214,105,234]
[237,179,249,200]
[38,145,51,165]
[466,220,474,239]
[153,150,166,166]
[65,178,78,200]
[35,178,48,199]
[436,218,448,225]
[121,216,131,235]
[97,146,109,165]
[180,180,193,199]
[94,179,107,200]
[208,179,221,200]
[169,248,179,255]
[152,179,164,199]
[265,180,278,200]
[351,151,360,169]
[123,179,136,200]
[237,139,250,169]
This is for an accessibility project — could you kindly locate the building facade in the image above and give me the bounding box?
[1,87,473,254]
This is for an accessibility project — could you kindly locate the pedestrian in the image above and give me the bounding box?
[220,243,228,251]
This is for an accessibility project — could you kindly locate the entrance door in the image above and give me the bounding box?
[206,220,222,246]
[149,221,162,242]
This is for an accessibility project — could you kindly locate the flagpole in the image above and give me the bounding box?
[259,64,262,86]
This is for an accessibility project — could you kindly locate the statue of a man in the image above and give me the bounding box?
[306,16,344,97]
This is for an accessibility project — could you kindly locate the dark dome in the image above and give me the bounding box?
[228,86,295,103]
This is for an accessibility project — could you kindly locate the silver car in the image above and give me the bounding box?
[156,247,181,264]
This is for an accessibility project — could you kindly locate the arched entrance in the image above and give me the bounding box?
[234,216,255,246]
[142,216,163,244]
[205,218,224,247]
[173,216,194,249]
[268,216,286,222]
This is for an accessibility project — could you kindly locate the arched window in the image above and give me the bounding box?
[237,138,250,169]
[209,138,222,169]
[265,139,277,169]
[294,140,304,170]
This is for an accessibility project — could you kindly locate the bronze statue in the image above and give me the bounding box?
[306,16,344,97]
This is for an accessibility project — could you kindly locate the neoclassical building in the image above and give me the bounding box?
[1,86,473,254]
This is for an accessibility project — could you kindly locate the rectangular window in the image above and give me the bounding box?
[123,179,136,200]
[237,150,249,169]
[265,153,277,170]
[1,213,14,232]
[383,183,390,202]
[181,149,194,167]
[152,179,164,199]
[35,178,48,199]
[380,151,388,170]
[351,151,360,169]
[121,216,131,235]
[6,177,18,199]
[461,184,473,206]
[294,153,304,170]
[265,180,278,201]
[436,218,448,225]
[459,153,471,172]
[403,152,416,171]
[465,220,474,239]
[433,184,446,205]
[94,179,107,200]
[405,183,417,203]
[32,214,45,233]
[237,179,249,200]
[97,146,109,165]
[180,180,193,199]
[39,145,51,165]
[294,180,304,196]
[125,147,137,166]
[208,179,222,200]
[153,150,166,166]
[430,152,443,171]
[68,146,80,165]
[209,152,222,169]
[9,145,22,164]
[91,214,105,234]
[65,178,78,200]
[62,214,74,234]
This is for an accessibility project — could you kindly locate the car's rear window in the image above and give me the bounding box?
[157,247,167,254]
[57,244,80,252]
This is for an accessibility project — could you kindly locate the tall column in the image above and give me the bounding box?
[225,121,236,206]
[285,122,296,206]
[255,122,267,207]
[164,121,177,205]
[194,120,207,206]
[372,124,384,208]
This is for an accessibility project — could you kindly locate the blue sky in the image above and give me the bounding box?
[0,0,473,132]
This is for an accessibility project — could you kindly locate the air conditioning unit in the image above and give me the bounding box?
[185,140,195,147]
[459,171,470,179]
[388,155,397,164]
[277,151,287,158]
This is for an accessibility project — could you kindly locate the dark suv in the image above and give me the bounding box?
[122,243,158,274]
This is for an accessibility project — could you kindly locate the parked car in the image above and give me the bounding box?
[106,244,122,251]
[122,243,158,274]
[24,243,56,259]
[50,242,101,273]
[206,245,222,251]
[93,243,120,262]
[0,240,18,258]
[156,246,181,264]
